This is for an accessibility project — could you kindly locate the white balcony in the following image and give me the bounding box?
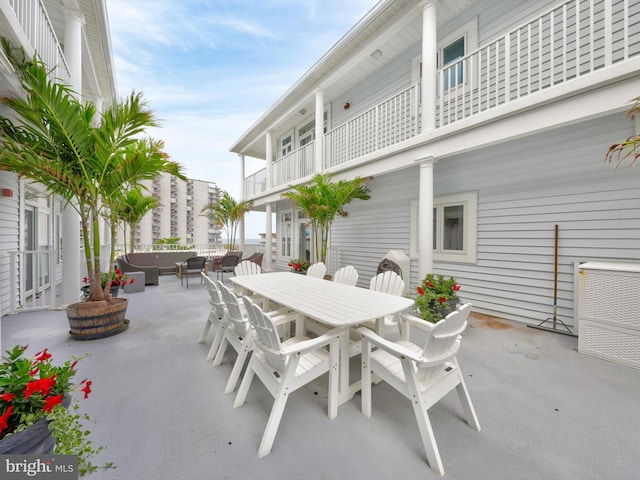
[244,0,640,198]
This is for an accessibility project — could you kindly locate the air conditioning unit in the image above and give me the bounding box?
[577,261,640,369]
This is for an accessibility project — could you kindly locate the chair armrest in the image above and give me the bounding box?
[399,312,436,332]
[280,328,342,356]
[356,326,425,363]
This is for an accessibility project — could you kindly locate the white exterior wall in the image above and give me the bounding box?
[0,172,21,315]
[325,113,640,326]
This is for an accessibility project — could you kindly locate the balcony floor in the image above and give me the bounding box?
[2,274,638,480]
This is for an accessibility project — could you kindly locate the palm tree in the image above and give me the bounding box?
[605,96,640,167]
[0,40,184,302]
[115,186,160,254]
[283,173,371,263]
[201,191,253,251]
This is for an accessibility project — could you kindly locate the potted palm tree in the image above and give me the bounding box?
[0,40,184,338]
[283,173,371,264]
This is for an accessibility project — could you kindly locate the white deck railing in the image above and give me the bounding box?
[7,0,71,84]
[245,0,639,196]
[272,141,315,188]
[8,250,58,314]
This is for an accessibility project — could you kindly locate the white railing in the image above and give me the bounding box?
[438,0,639,126]
[272,141,315,188]
[8,250,58,314]
[7,0,71,84]
[325,84,418,169]
[244,0,640,195]
[244,168,267,197]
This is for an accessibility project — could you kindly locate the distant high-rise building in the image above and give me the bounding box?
[116,173,222,247]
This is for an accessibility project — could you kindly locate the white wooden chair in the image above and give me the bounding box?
[213,282,295,394]
[333,265,358,286]
[357,304,480,476]
[198,273,227,362]
[234,260,261,276]
[233,296,341,458]
[306,262,326,278]
[363,271,405,337]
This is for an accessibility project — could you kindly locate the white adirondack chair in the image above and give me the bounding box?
[333,265,358,286]
[213,282,296,394]
[198,273,228,362]
[306,262,326,278]
[234,260,261,276]
[358,271,406,338]
[357,304,480,476]
[234,296,341,458]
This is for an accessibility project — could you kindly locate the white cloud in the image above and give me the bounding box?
[108,0,379,235]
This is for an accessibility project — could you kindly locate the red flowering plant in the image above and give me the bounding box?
[414,273,461,323]
[82,268,133,299]
[0,345,111,475]
[288,259,311,273]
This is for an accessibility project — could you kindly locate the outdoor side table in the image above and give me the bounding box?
[124,271,145,293]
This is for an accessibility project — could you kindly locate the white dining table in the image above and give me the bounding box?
[230,271,415,406]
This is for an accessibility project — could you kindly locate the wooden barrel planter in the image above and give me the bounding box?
[67,298,129,340]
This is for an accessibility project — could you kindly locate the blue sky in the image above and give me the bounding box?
[107,0,379,237]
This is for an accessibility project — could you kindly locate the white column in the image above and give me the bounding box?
[239,154,245,251]
[264,203,273,271]
[418,157,436,278]
[61,5,83,305]
[421,2,437,132]
[314,89,324,172]
[265,130,273,190]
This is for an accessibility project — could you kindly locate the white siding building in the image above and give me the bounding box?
[231,0,640,328]
[0,0,116,316]
[117,173,222,249]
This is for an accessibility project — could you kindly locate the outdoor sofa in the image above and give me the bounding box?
[116,251,198,285]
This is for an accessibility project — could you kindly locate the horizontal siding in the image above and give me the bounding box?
[321,111,640,327]
[0,173,20,316]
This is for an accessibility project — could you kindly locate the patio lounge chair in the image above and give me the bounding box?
[181,256,207,288]
[216,251,243,281]
[198,273,228,362]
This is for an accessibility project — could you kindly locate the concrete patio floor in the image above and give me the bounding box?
[1,273,639,480]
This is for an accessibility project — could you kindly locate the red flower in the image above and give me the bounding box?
[80,379,92,399]
[417,286,425,295]
[42,394,63,413]
[129,278,135,284]
[438,297,447,303]
[0,393,16,403]
[24,377,56,399]
[426,281,434,289]
[83,277,89,284]
[34,348,52,362]
[0,406,14,432]
[453,284,460,292]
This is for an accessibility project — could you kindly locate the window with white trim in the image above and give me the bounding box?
[410,191,477,264]
[280,210,292,258]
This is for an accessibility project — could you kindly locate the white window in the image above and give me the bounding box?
[298,120,315,147]
[412,18,479,96]
[280,210,292,258]
[279,131,293,158]
[410,191,477,264]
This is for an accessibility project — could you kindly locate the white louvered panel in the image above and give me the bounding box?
[578,262,640,369]
[579,320,640,369]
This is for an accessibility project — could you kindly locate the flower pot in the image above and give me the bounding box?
[0,417,55,454]
[67,298,129,340]
[0,396,69,454]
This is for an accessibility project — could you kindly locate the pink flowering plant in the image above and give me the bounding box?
[414,273,461,323]
[0,345,112,475]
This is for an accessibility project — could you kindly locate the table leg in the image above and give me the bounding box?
[337,327,351,407]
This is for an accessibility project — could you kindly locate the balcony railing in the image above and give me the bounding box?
[244,0,640,197]
[7,0,70,83]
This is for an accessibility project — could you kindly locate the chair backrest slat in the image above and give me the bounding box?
[235,260,262,276]
[333,265,358,286]
[243,297,287,371]
[418,308,467,382]
[306,262,326,278]
[369,271,404,296]
[217,281,250,337]
[203,274,225,318]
